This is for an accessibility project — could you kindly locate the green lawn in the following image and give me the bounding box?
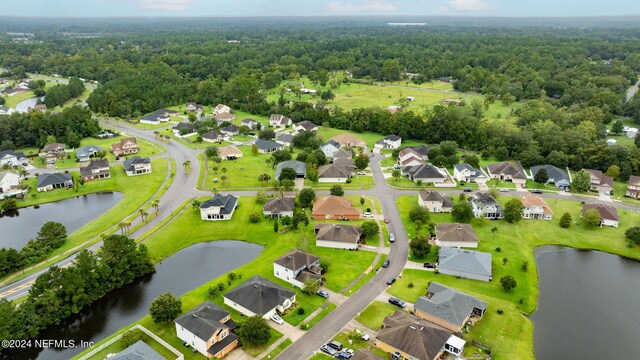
[308,354,335,360]
[355,301,398,331]
[260,338,292,360]
[390,194,640,360]
[86,333,178,360]
[200,146,280,190]
[331,332,389,358]
[305,175,374,190]
[301,303,337,330]
[4,91,37,108]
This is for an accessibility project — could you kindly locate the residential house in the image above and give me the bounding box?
[76,145,104,162]
[584,169,614,194]
[469,193,504,219]
[31,103,47,112]
[333,157,356,171]
[320,140,340,158]
[521,193,553,220]
[255,139,284,154]
[269,114,292,128]
[626,127,638,139]
[408,145,430,158]
[606,139,617,146]
[487,161,527,187]
[220,124,239,136]
[241,118,259,129]
[36,173,73,192]
[437,76,453,83]
[312,195,363,220]
[376,311,460,360]
[110,137,140,157]
[186,102,204,115]
[203,131,224,143]
[453,164,486,183]
[80,159,110,181]
[398,148,425,167]
[0,150,27,167]
[174,301,238,359]
[530,165,570,190]
[212,104,231,116]
[438,247,492,282]
[223,275,296,319]
[331,133,367,149]
[444,99,463,105]
[111,340,164,360]
[352,350,384,360]
[215,112,236,122]
[276,133,294,147]
[418,191,453,213]
[332,150,352,161]
[293,120,318,133]
[0,107,16,115]
[581,203,619,227]
[43,143,66,162]
[374,135,402,150]
[218,145,243,160]
[172,122,197,137]
[314,223,362,250]
[318,163,353,183]
[403,164,447,184]
[414,282,487,332]
[123,156,151,176]
[0,171,20,195]
[200,194,239,221]
[275,160,306,180]
[273,249,321,288]
[139,110,170,125]
[626,175,640,199]
[263,197,296,218]
[434,223,479,248]
[385,105,401,114]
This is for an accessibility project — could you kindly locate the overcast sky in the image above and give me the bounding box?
[2,0,638,17]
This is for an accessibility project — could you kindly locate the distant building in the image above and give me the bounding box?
[626,176,640,199]
[331,133,367,149]
[140,110,170,125]
[269,114,292,128]
[255,139,284,154]
[583,169,613,194]
[320,140,341,158]
[293,120,318,133]
[76,145,104,162]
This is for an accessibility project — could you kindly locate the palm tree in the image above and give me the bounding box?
[143,211,149,222]
[221,167,227,175]
[212,186,219,194]
[118,222,126,234]
[221,175,228,185]
[139,208,146,222]
[153,131,160,138]
[151,199,160,214]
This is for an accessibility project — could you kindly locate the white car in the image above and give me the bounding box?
[499,188,509,192]
[355,329,370,341]
[357,171,366,175]
[389,233,395,243]
[271,314,284,325]
[363,212,374,218]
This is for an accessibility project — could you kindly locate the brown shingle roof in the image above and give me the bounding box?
[314,223,362,244]
[273,249,319,271]
[331,133,366,148]
[218,145,242,158]
[582,203,619,222]
[435,223,479,244]
[629,175,640,186]
[521,193,553,215]
[377,311,451,360]
[487,161,526,180]
[418,191,453,207]
[312,196,362,218]
[263,197,295,214]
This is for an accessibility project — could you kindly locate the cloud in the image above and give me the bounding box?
[120,0,195,11]
[327,0,397,14]
[447,0,495,12]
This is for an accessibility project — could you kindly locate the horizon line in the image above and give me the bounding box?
[1,14,639,19]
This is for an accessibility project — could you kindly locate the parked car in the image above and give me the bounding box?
[382,259,390,268]
[391,351,403,360]
[336,352,352,360]
[530,189,542,194]
[344,348,355,355]
[363,212,374,218]
[320,345,338,356]
[327,340,343,351]
[499,188,509,192]
[389,233,395,243]
[357,171,366,175]
[317,290,329,299]
[388,297,405,308]
[387,277,396,285]
[384,217,390,224]
[386,166,394,170]
[423,262,436,269]
[463,187,473,193]
[393,164,401,169]
[270,314,284,325]
[355,329,370,341]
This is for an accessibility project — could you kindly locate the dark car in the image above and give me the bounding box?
[320,345,338,356]
[463,187,473,192]
[530,189,543,194]
[387,277,396,285]
[317,290,329,299]
[327,340,343,351]
[388,297,405,308]
[423,263,436,269]
[384,217,390,224]
[336,352,353,360]
[382,259,390,268]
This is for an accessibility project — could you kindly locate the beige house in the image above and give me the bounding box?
[626,175,640,199]
[330,133,367,148]
[521,193,553,220]
[435,223,479,248]
[418,191,453,213]
[0,171,20,195]
[314,223,362,250]
[414,282,487,332]
[174,301,238,359]
[486,161,527,187]
[110,137,140,157]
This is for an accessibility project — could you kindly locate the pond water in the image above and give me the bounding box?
[0,192,123,250]
[15,96,44,113]
[531,246,640,359]
[6,240,263,360]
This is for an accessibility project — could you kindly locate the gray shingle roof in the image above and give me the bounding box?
[220,124,239,133]
[454,163,485,179]
[470,193,502,208]
[318,163,352,178]
[274,249,319,271]
[418,191,453,207]
[174,301,231,342]
[80,159,109,177]
[76,145,104,159]
[296,120,317,130]
[415,282,487,329]
[321,140,340,150]
[276,133,294,144]
[275,161,306,179]
[140,111,168,122]
[223,275,295,315]
[200,194,238,215]
[36,173,72,188]
[530,165,569,184]
[203,131,223,140]
[438,247,492,278]
[0,150,26,160]
[111,340,164,360]
[333,150,352,159]
[408,145,430,156]
[263,197,296,214]
[435,223,479,244]
[255,139,283,151]
[123,156,150,172]
[405,164,445,180]
[173,122,195,131]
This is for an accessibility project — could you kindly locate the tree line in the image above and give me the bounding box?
[44,77,85,109]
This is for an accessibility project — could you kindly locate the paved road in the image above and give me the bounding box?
[626,80,640,102]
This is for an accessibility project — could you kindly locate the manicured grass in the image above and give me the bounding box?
[315,126,387,149]
[347,257,385,295]
[131,121,175,130]
[305,175,374,190]
[283,296,327,326]
[201,147,274,190]
[381,80,454,91]
[86,333,177,360]
[243,327,284,357]
[3,91,36,108]
[260,338,292,360]
[231,134,253,143]
[331,332,388,358]
[391,194,640,360]
[303,303,337,330]
[308,354,335,360]
[355,301,398,331]
[485,179,517,189]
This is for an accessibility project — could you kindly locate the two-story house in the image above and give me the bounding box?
[453,163,486,183]
[212,103,231,116]
[583,169,613,194]
[418,190,453,213]
[320,140,340,158]
[581,203,619,227]
[269,114,292,128]
[0,171,20,196]
[521,193,553,220]
[273,249,322,288]
[223,275,296,319]
[123,156,151,176]
[110,137,140,157]
[43,143,66,163]
[626,175,640,199]
[469,193,504,219]
[374,135,402,150]
[174,301,238,359]
[80,159,110,181]
[0,150,27,167]
[199,194,239,221]
[397,147,425,167]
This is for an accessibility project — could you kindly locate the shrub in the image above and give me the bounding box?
[497,309,504,315]
[495,247,501,252]
[408,282,414,288]
[249,212,261,223]
[297,308,305,315]
[559,212,572,228]
[121,328,144,348]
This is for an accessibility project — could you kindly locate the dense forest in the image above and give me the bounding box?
[1,19,640,177]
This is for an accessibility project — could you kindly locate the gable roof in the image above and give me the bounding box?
[470,193,502,208]
[276,133,294,143]
[377,311,452,360]
[140,110,169,122]
[405,164,446,179]
[487,161,526,180]
[203,131,223,140]
[0,150,26,160]
[583,169,614,187]
[438,247,492,278]
[0,171,19,183]
[313,195,362,217]
[36,173,72,188]
[43,143,65,152]
[408,145,430,156]
[454,163,485,178]
[318,163,352,178]
[296,120,317,130]
[200,194,238,215]
[314,223,362,244]
[174,301,231,342]
[223,275,295,315]
[76,145,104,158]
[530,165,569,183]
[435,223,479,244]
[123,156,150,171]
[80,159,109,177]
[275,160,306,178]
[415,282,487,329]
[321,139,340,150]
[418,191,453,207]
[111,340,164,360]
[255,139,283,151]
[521,193,553,215]
[274,249,319,271]
[218,145,242,157]
[173,122,195,132]
[398,147,422,159]
[582,203,619,222]
[241,118,258,125]
[333,150,352,159]
[629,175,640,187]
[263,197,296,214]
[331,133,366,147]
[220,124,239,133]
[352,350,384,360]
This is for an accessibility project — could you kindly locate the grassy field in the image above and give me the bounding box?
[308,354,335,360]
[260,338,292,360]
[331,332,389,358]
[76,195,377,359]
[200,146,283,190]
[301,303,337,330]
[355,301,398,330]
[390,194,640,360]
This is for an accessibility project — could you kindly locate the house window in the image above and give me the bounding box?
[221,331,227,339]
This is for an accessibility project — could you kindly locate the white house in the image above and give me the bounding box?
[199,194,239,221]
[627,128,638,139]
[0,171,20,195]
[293,120,318,133]
[212,103,231,116]
[314,223,362,250]
[374,135,402,150]
[0,150,27,167]
[269,114,292,128]
[521,193,553,220]
[0,107,16,115]
[223,275,296,319]
[273,249,322,288]
[453,164,486,183]
[123,157,151,176]
[469,193,504,219]
[174,301,238,359]
[320,140,340,158]
[140,111,169,125]
[581,203,619,227]
[317,163,353,183]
